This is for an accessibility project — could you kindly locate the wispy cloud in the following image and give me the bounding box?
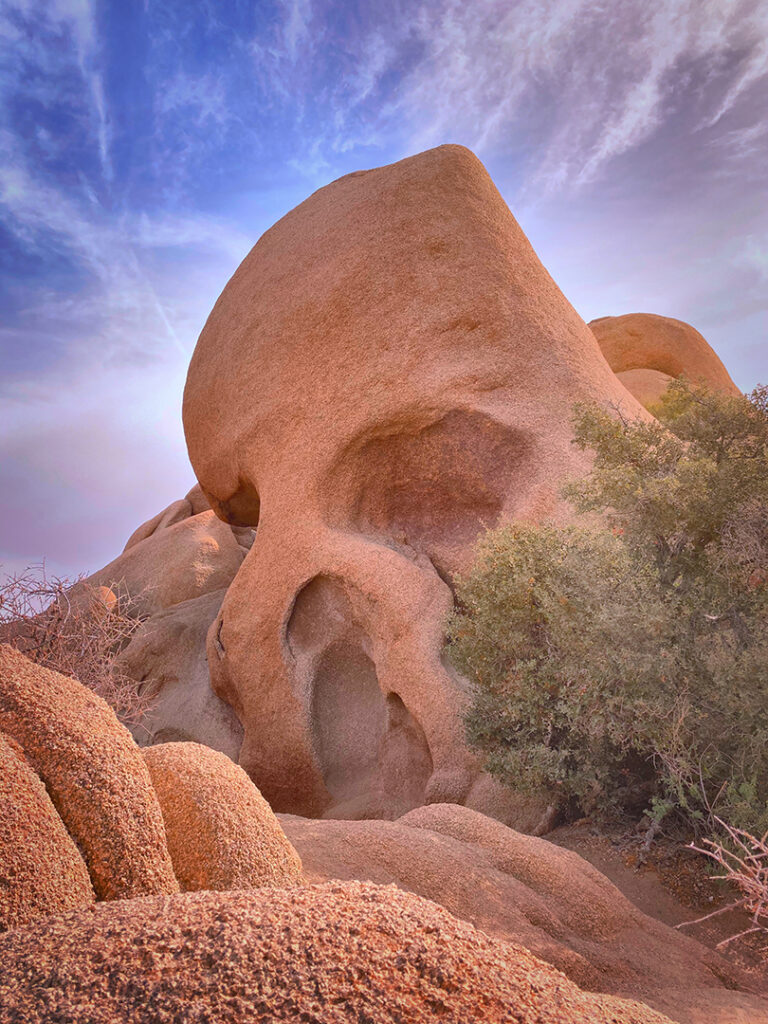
[0,0,113,181]
[1,0,766,577]
[258,0,768,193]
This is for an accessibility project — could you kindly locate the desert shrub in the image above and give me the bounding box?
[0,564,150,726]
[449,380,768,834]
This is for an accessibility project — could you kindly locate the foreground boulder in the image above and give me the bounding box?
[182,143,648,822]
[282,806,768,1024]
[0,646,301,930]
[0,644,177,902]
[591,313,740,409]
[0,733,94,931]
[143,742,301,891]
[0,881,673,1024]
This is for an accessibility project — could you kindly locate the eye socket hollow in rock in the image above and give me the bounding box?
[323,409,535,567]
[310,639,386,804]
[287,577,434,818]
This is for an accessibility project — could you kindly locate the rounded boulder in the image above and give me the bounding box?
[590,313,739,409]
[0,881,673,1023]
[143,741,302,891]
[0,732,94,932]
[0,645,178,901]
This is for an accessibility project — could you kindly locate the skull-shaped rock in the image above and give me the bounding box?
[183,145,644,821]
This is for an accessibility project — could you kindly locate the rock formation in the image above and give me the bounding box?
[282,807,768,1024]
[0,646,301,929]
[117,589,242,759]
[143,742,302,891]
[590,313,740,410]
[0,732,94,931]
[0,644,178,901]
[0,880,675,1024]
[84,507,247,619]
[181,143,649,822]
[75,485,249,757]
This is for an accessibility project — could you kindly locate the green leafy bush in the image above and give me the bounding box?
[448,381,768,834]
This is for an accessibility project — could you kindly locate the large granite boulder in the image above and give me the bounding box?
[0,881,674,1024]
[590,312,740,410]
[181,144,647,821]
[281,806,768,1024]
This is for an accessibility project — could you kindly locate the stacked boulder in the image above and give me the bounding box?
[590,312,740,410]
[0,644,301,932]
[77,483,248,759]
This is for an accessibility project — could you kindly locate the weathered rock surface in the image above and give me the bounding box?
[82,508,247,619]
[0,732,94,931]
[281,806,768,1024]
[123,484,211,551]
[591,313,740,409]
[0,644,178,902]
[0,880,674,1024]
[79,493,251,755]
[118,589,242,759]
[182,143,648,821]
[143,742,301,891]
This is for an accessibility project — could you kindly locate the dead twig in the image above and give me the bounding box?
[675,816,768,951]
[0,563,151,726]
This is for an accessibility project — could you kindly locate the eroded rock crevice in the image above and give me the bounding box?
[287,574,433,817]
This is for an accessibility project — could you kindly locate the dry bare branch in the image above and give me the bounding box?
[676,816,768,951]
[0,563,152,726]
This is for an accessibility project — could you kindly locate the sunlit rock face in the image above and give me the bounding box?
[182,143,647,822]
[590,312,740,410]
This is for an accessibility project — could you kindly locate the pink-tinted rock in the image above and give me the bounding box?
[590,313,739,409]
[143,741,301,891]
[281,807,768,1024]
[0,881,675,1024]
[182,144,648,821]
[0,645,178,902]
[0,731,94,931]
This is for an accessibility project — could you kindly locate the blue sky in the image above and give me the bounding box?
[1,0,767,579]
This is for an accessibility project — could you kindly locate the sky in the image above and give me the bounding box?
[1,0,767,580]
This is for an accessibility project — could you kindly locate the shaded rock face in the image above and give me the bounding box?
[84,506,249,620]
[182,143,647,820]
[118,589,243,761]
[78,485,250,758]
[590,313,740,410]
[0,880,675,1024]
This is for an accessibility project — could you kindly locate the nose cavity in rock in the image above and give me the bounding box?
[324,409,534,578]
[210,476,261,530]
[287,575,433,818]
